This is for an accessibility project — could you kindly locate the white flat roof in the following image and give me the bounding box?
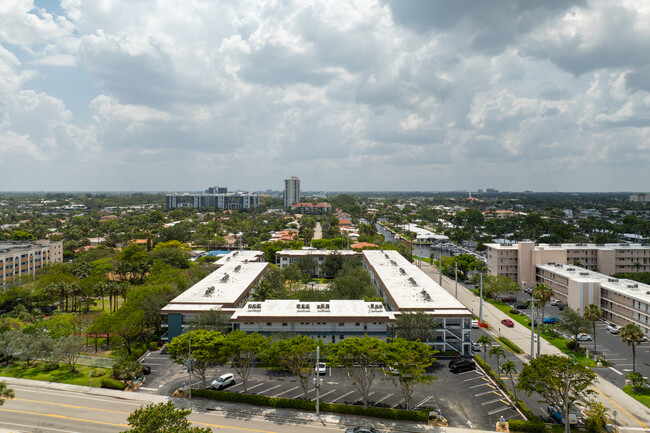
[276,249,360,256]
[162,251,268,312]
[487,242,650,251]
[231,300,395,321]
[363,250,471,314]
[537,263,650,304]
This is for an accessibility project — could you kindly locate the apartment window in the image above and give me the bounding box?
[355,323,360,326]
[266,322,271,326]
[282,323,287,327]
[338,322,344,326]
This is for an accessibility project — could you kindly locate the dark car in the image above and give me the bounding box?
[345,427,381,433]
[449,358,476,373]
[142,365,151,375]
[497,295,517,303]
[515,302,527,310]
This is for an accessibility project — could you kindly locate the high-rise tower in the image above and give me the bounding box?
[284,176,300,207]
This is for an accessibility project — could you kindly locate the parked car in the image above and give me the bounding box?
[210,373,235,390]
[471,319,479,328]
[449,357,476,373]
[142,365,151,375]
[543,317,559,324]
[501,319,515,327]
[497,295,517,303]
[471,342,481,352]
[607,324,622,334]
[345,427,380,433]
[576,333,592,341]
[315,362,327,375]
[515,302,527,310]
[550,299,564,307]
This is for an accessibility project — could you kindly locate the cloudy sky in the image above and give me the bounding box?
[1,0,649,192]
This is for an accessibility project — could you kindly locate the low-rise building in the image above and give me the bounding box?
[166,190,259,210]
[536,263,650,336]
[0,240,63,288]
[231,300,395,343]
[291,202,332,214]
[275,249,361,277]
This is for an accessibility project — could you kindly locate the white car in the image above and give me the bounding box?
[576,333,592,341]
[315,362,327,375]
[210,373,235,390]
[471,342,481,352]
[607,324,622,334]
[471,319,479,328]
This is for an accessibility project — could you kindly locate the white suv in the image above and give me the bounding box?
[211,373,235,390]
[606,324,622,334]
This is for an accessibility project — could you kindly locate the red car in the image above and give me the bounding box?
[501,319,514,327]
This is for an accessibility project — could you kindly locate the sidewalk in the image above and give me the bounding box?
[421,263,650,431]
[1,376,494,433]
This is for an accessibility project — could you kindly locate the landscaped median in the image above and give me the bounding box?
[192,388,429,422]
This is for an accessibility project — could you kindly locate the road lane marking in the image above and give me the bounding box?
[11,398,129,414]
[608,367,624,375]
[0,408,128,427]
[590,386,648,429]
[0,421,77,433]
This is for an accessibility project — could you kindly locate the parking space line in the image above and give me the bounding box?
[272,386,299,397]
[464,376,485,382]
[469,382,489,389]
[481,398,503,406]
[374,393,392,405]
[256,384,282,395]
[475,390,500,397]
[353,392,375,404]
[243,382,264,391]
[391,398,405,409]
[413,396,433,409]
[488,406,511,415]
[330,390,356,403]
[313,389,336,401]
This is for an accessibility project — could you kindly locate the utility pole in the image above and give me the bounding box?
[529,299,536,358]
[454,261,458,299]
[479,273,484,323]
[188,330,192,409]
[315,346,321,416]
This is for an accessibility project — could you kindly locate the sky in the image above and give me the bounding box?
[1,0,650,193]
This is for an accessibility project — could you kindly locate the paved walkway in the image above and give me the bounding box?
[2,377,494,433]
[421,263,650,431]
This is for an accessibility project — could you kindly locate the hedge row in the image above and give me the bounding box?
[508,419,547,433]
[192,389,428,422]
[498,336,524,354]
[101,376,127,390]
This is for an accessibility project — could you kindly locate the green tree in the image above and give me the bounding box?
[0,381,14,406]
[126,284,174,336]
[584,400,609,433]
[110,307,146,357]
[264,335,318,399]
[518,354,596,432]
[489,345,506,375]
[330,265,376,300]
[477,335,492,360]
[122,401,211,433]
[394,312,438,342]
[150,241,191,269]
[501,360,518,401]
[626,372,648,392]
[533,283,554,356]
[221,331,270,393]
[583,303,602,354]
[384,338,436,410]
[296,256,318,278]
[54,335,85,373]
[620,323,645,373]
[167,330,225,388]
[556,307,591,351]
[327,336,386,409]
[482,275,519,299]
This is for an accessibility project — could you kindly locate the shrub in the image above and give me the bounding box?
[510,309,520,315]
[566,340,578,351]
[148,341,159,351]
[498,337,523,354]
[112,360,143,380]
[101,377,127,390]
[508,419,546,433]
[91,368,106,377]
[42,362,59,371]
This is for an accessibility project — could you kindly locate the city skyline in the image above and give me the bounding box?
[1,1,649,192]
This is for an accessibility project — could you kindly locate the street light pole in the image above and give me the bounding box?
[454,262,458,299]
[479,273,484,323]
[564,355,577,433]
[529,298,536,358]
[188,330,192,409]
[315,346,320,416]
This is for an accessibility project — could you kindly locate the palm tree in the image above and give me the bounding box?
[532,283,554,356]
[0,381,14,406]
[501,360,518,401]
[489,345,505,375]
[620,323,645,372]
[477,335,492,360]
[583,303,602,354]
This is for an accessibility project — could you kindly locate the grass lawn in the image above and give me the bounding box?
[0,362,108,387]
[623,385,650,408]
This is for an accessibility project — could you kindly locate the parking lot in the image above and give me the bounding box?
[137,348,523,430]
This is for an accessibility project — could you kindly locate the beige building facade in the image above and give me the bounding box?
[486,242,650,288]
[0,240,63,288]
